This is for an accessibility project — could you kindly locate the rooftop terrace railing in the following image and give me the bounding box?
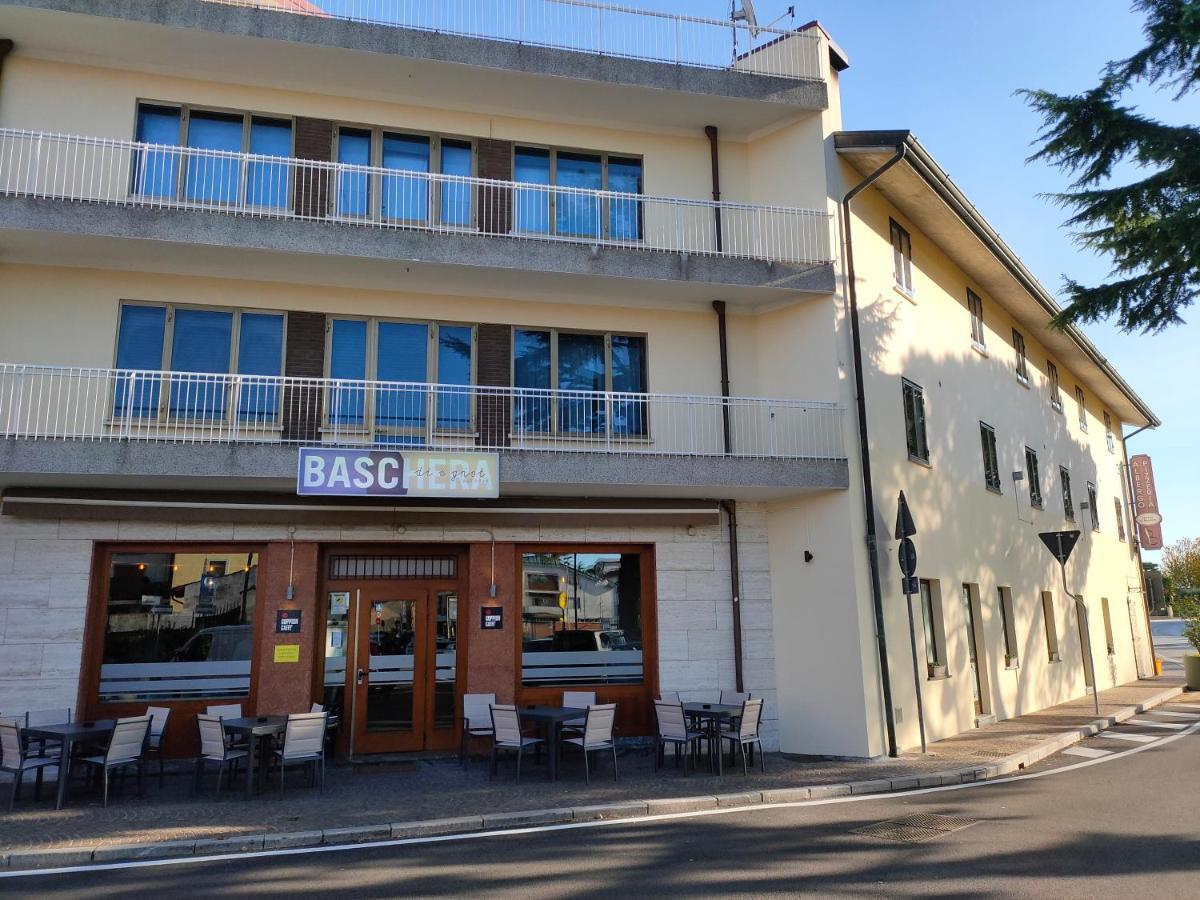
[203,0,825,82]
[0,365,847,462]
[0,128,834,267]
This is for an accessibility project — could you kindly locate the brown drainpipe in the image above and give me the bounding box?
[0,41,14,96]
[712,300,732,455]
[721,499,745,694]
[705,125,722,253]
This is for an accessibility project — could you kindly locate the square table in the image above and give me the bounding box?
[222,716,288,800]
[518,706,586,781]
[24,720,115,809]
[682,703,743,775]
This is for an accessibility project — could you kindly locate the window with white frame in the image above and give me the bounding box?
[980,422,1001,493]
[1013,329,1029,384]
[1047,361,1063,411]
[890,218,914,295]
[1076,385,1087,431]
[512,328,647,437]
[902,378,929,463]
[325,317,475,439]
[113,302,285,424]
[967,289,985,349]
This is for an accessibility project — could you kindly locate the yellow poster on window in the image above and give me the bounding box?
[274,644,300,663]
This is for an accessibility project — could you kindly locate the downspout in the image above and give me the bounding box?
[1121,423,1159,675]
[705,125,723,253]
[712,300,732,455]
[721,499,745,694]
[0,41,13,102]
[842,142,908,758]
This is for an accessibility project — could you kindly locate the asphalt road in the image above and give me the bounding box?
[1152,618,1190,675]
[5,702,1198,899]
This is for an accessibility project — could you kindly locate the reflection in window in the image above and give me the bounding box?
[557,332,606,434]
[185,111,243,204]
[555,151,601,237]
[98,550,258,702]
[134,105,181,198]
[246,117,292,208]
[434,591,458,729]
[436,325,473,430]
[337,127,372,217]
[520,551,644,686]
[375,321,428,435]
[440,140,473,226]
[381,133,430,222]
[514,147,551,234]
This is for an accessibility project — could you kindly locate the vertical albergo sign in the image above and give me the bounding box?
[1129,454,1163,550]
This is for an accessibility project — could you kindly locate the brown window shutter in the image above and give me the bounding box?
[283,311,326,442]
[293,117,334,219]
[476,323,511,447]
[476,139,512,235]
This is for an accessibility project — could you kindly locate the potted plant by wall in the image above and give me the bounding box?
[1174,596,1200,691]
[927,660,948,679]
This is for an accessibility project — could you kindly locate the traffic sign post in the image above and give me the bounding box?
[896,492,927,754]
[1038,530,1099,716]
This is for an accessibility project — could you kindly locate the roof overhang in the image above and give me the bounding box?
[835,130,1158,429]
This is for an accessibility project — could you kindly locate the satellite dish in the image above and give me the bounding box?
[731,0,761,36]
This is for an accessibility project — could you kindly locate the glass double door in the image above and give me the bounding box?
[349,584,459,754]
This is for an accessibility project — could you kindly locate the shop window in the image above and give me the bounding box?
[97,550,258,702]
[520,550,645,686]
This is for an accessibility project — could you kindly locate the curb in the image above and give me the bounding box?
[3,684,1186,871]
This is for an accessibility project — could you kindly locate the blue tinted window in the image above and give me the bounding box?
[169,308,233,420]
[557,332,605,434]
[184,111,242,204]
[134,105,181,199]
[237,312,284,423]
[381,133,430,222]
[440,140,472,226]
[114,304,167,417]
[555,152,601,237]
[329,319,367,425]
[436,325,472,430]
[247,118,292,209]
[607,156,642,241]
[611,334,647,436]
[514,148,550,234]
[376,322,428,432]
[337,129,372,217]
[513,329,551,433]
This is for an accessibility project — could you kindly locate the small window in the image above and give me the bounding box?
[919,579,947,676]
[1012,329,1029,383]
[902,378,929,463]
[1047,361,1062,411]
[1042,591,1061,662]
[1087,481,1100,532]
[1075,386,1087,431]
[1025,446,1043,509]
[1104,412,1115,452]
[1115,497,1127,542]
[998,587,1018,666]
[890,218,914,295]
[967,289,985,349]
[1101,597,1115,655]
[980,422,1001,493]
[1060,466,1074,520]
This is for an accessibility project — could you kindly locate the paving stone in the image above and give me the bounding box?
[572,801,648,822]
[807,783,851,799]
[322,824,391,844]
[7,847,95,869]
[645,795,718,814]
[193,835,266,855]
[92,840,197,862]
[715,791,762,807]
[849,779,893,795]
[391,815,484,838]
[262,830,324,850]
[760,786,811,803]
[482,808,573,829]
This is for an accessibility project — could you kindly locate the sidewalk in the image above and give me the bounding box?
[0,678,1188,869]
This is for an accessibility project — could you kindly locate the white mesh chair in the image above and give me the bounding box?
[77,716,152,807]
[145,706,171,786]
[489,704,543,783]
[562,690,596,733]
[1,719,57,810]
[719,698,765,775]
[460,693,496,768]
[654,700,705,775]
[273,712,328,798]
[194,713,248,795]
[561,703,618,784]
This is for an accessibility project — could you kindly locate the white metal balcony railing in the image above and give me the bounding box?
[204,0,825,82]
[0,129,834,267]
[0,365,847,461]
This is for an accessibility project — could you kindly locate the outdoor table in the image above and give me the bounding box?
[223,715,288,800]
[682,703,742,776]
[518,706,585,781]
[24,719,115,810]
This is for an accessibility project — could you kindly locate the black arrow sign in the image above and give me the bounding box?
[1039,530,1080,564]
[895,491,917,540]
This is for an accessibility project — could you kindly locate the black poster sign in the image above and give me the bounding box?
[276,609,302,634]
[481,606,503,630]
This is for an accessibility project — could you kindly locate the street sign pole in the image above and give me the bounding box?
[896,492,926,754]
[903,579,928,754]
[1040,530,1100,717]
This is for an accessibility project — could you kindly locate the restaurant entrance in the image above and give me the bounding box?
[321,551,464,755]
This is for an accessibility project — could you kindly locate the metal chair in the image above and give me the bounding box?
[653,700,705,775]
[720,691,751,705]
[273,712,328,798]
[193,713,247,795]
[488,704,543,783]
[460,692,496,768]
[561,703,618,784]
[1,719,57,810]
[207,704,247,749]
[144,706,171,786]
[310,702,325,713]
[562,690,596,733]
[76,716,152,807]
[657,691,681,703]
[720,698,765,775]
[23,707,71,758]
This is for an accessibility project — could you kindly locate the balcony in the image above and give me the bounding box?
[1,1,829,129]
[0,129,836,300]
[0,365,849,498]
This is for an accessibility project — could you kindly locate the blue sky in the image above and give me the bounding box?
[664,0,1196,559]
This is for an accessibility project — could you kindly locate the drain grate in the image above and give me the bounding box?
[971,749,1010,759]
[852,813,978,844]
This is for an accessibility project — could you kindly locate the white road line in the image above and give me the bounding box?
[1061,746,1112,758]
[1126,718,1186,729]
[1153,710,1200,719]
[2,719,1196,881]
[1100,732,1159,744]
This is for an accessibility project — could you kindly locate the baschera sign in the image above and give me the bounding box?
[297,448,499,499]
